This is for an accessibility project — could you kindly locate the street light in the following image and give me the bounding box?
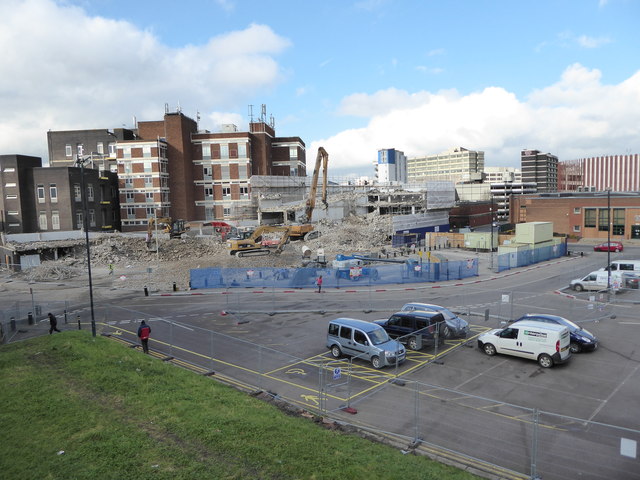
[75,154,96,337]
[607,188,611,290]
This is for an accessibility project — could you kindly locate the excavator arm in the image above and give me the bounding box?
[302,147,328,223]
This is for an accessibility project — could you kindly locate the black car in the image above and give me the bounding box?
[374,311,446,350]
[510,314,598,353]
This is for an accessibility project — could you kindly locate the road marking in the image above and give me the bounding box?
[301,395,319,406]
[588,363,640,422]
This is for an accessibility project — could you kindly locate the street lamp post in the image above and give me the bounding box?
[76,155,96,337]
[607,188,611,290]
[490,196,494,271]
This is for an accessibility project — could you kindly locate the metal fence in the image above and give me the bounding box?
[190,258,480,290]
[496,243,567,273]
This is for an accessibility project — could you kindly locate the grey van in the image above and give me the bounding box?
[326,318,406,369]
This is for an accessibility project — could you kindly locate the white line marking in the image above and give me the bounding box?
[588,363,640,422]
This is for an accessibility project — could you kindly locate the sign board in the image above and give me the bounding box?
[333,367,341,380]
[349,267,362,278]
[502,294,510,303]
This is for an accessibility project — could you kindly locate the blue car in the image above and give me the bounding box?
[400,302,470,338]
[510,314,598,353]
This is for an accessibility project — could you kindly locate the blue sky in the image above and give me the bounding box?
[1,0,639,178]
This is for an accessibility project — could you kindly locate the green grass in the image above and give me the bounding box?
[0,332,481,480]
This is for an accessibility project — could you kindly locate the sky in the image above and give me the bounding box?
[1,0,639,179]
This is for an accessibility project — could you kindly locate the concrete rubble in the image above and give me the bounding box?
[6,212,394,292]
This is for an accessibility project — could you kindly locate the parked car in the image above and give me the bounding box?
[622,272,640,289]
[400,302,470,338]
[326,318,405,369]
[509,314,598,353]
[374,311,446,350]
[477,320,571,368]
[594,242,623,252]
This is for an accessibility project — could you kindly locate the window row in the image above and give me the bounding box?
[584,208,625,235]
[201,143,247,160]
[66,143,116,158]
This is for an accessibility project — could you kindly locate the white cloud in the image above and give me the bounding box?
[311,64,640,177]
[576,34,611,48]
[0,0,290,159]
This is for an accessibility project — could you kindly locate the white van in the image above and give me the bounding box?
[477,320,571,368]
[571,270,625,292]
[601,260,640,273]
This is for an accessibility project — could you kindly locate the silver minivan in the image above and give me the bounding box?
[326,318,406,369]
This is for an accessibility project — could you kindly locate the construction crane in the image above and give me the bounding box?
[226,225,292,257]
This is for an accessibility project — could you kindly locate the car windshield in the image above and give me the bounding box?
[368,328,390,345]
[437,308,457,321]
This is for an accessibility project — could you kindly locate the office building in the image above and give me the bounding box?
[407,147,484,184]
[376,148,407,184]
[520,149,558,192]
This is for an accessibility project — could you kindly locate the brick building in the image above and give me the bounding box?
[510,192,640,240]
[558,154,640,192]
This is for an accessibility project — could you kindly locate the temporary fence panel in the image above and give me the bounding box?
[496,243,567,273]
[190,259,479,290]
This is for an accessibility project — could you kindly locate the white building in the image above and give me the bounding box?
[376,148,407,184]
[407,147,484,184]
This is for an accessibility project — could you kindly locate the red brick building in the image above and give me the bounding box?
[510,192,640,240]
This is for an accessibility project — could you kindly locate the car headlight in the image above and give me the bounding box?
[577,336,591,343]
[385,351,394,357]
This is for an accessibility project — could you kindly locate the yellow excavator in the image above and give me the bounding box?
[290,146,329,240]
[147,217,188,243]
[226,225,291,257]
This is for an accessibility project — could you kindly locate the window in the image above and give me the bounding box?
[37,185,45,203]
[223,207,231,216]
[221,165,230,180]
[89,209,96,227]
[51,211,60,230]
[144,176,153,187]
[353,330,367,345]
[3,167,15,172]
[76,143,84,156]
[339,326,352,340]
[124,162,132,174]
[108,142,116,156]
[205,207,214,221]
[38,212,47,230]
[146,207,155,216]
[49,184,58,203]
[240,186,249,196]
[289,147,298,159]
[220,144,229,159]
[598,208,609,232]
[122,146,131,159]
[238,144,246,158]
[143,161,152,172]
[613,208,625,236]
[6,194,17,199]
[145,192,154,202]
[65,145,72,157]
[143,145,151,158]
[87,184,94,201]
[125,178,133,187]
[97,142,104,154]
[573,207,581,214]
[4,182,16,187]
[584,208,596,228]
[8,211,19,215]
[76,211,83,229]
[126,192,134,202]
[203,166,212,179]
[573,225,581,232]
[126,207,136,218]
[202,144,211,160]
[222,187,231,197]
[204,187,213,198]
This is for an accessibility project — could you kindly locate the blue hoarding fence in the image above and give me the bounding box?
[495,242,567,273]
[190,258,479,290]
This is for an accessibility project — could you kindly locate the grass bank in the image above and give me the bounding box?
[0,331,480,480]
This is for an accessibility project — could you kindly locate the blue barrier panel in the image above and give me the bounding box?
[495,243,567,273]
[190,257,480,290]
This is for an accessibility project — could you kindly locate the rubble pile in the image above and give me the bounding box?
[25,264,80,282]
[306,212,392,254]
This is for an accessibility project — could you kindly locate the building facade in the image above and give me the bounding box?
[483,166,522,184]
[490,182,537,220]
[0,155,120,234]
[510,192,640,240]
[407,147,484,184]
[520,149,558,193]
[376,148,407,184]
[558,154,640,192]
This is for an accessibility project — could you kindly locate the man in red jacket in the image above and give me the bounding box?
[137,320,151,354]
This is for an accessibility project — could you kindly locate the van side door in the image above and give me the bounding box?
[338,326,356,357]
[385,315,407,340]
[494,327,521,355]
[352,329,372,361]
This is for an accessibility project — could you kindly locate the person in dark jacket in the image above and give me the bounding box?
[137,320,151,354]
[48,312,61,334]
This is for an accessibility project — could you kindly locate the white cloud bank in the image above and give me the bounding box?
[313,64,640,177]
[0,0,290,159]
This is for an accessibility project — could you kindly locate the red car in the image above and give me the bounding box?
[594,242,623,252]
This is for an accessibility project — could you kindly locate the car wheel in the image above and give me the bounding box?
[483,343,496,356]
[573,284,584,292]
[570,342,581,354]
[442,325,452,339]
[330,345,342,358]
[538,354,553,368]
[615,248,620,253]
[371,356,382,369]
[408,336,420,350]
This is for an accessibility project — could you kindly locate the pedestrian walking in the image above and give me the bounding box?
[48,312,60,334]
[316,275,323,293]
[108,263,114,275]
[137,320,151,354]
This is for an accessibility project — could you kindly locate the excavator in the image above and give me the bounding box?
[147,217,188,244]
[290,146,329,240]
[226,225,292,257]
